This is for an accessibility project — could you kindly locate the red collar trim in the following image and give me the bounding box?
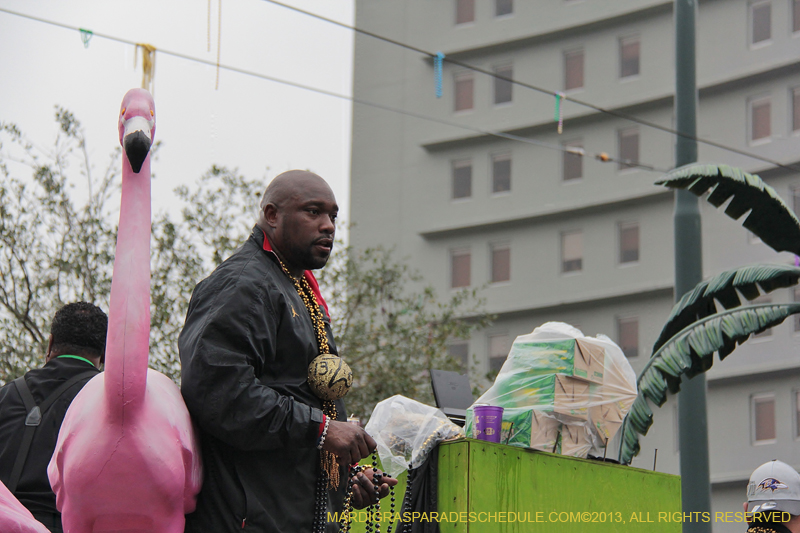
[262,230,329,316]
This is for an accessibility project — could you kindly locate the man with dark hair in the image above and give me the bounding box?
[0,302,107,533]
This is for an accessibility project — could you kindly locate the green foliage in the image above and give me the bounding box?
[0,109,261,383]
[651,264,800,358]
[317,245,493,420]
[656,163,800,254]
[619,301,800,464]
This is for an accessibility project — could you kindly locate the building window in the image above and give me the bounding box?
[795,390,800,439]
[492,153,511,193]
[448,341,469,370]
[562,140,583,181]
[794,0,800,33]
[564,49,584,91]
[495,0,513,17]
[618,127,640,170]
[454,72,474,112]
[792,88,800,133]
[493,64,513,105]
[456,0,475,25]
[793,286,800,332]
[452,159,472,199]
[619,222,640,264]
[752,394,776,444]
[451,248,471,288]
[617,317,639,358]
[750,1,771,45]
[749,96,771,143]
[561,231,583,273]
[488,333,510,372]
[490,244,510,283]
[619,36,640,78]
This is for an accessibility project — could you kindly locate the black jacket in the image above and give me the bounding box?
[180,226,346,533]
[0,357,100,520]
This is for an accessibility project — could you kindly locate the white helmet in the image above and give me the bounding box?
[746,460,800,516]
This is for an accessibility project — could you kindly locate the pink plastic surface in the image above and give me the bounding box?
[0,480,49,533]
[47,89,202,533]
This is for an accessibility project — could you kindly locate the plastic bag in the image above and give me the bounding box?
[466,322,637,459]
[365,395,465,477]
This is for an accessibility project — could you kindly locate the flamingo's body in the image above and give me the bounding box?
[48,89,202,533]
[0,480,49,533]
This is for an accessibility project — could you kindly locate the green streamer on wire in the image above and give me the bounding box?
[79,28,92,48]
[554,92,565,134]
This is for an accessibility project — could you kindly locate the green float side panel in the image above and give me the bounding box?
[346,438,680,533]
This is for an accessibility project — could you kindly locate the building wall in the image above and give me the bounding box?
[350,1,800,529]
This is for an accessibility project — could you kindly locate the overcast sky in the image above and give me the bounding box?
[0,0,355,227]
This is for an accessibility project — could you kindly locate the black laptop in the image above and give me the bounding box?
[430,369,474,427]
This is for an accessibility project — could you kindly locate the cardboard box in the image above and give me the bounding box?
[497,407,560,451]
[529,408,560,452]
[507,338,604,384]
[560,422,592,458]
[553,374,590,420]
[589,402,626,445]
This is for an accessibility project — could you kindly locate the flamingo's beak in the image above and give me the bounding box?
[123,116,153,173]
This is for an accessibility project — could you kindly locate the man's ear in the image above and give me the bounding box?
[264,203,280,228]
[45,335,55,363]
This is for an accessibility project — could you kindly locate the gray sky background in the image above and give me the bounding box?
[0,0,355,227]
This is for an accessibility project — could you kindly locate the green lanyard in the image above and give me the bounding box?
[57,354,95,366]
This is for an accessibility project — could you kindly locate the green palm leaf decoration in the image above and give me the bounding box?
[656,164,800,255]
[619,303,800,464]
[652,264,800,374]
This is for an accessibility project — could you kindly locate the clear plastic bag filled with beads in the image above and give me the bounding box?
[365,395,464,477]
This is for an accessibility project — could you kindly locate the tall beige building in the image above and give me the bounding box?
[349,1,800,529]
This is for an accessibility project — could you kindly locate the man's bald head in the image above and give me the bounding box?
[257,170,338,276]
[258,170,332,227]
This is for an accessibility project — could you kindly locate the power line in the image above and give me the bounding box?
[260,0,800,174]
[0,6,669,172]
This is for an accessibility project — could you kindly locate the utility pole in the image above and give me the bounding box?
[674,1,711,532]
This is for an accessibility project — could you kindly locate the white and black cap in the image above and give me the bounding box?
[746,460,800,516]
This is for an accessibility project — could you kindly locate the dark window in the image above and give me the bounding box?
[492,153,511,193]
[489,334,509,372]
[753,395,776,442]
[451,249,471,288]
[494,65,513,105]
[793,88,800,132]
[620,36,640,78]
[794,286,800,332]
[495,0,513,17]
[794,0,800,33]
[618,128,639,170]
[751,1,771,44]
[617,317,639,358]
[562,141,583,181]
[491,245,510,283]
[564,49,584,91]
[456,0,475,24]
[455,72,474,112]
[796,391,800,439]
[619,222,640,264]
[452,159,472,199]
[751,97,771,141]
[448,342,469,370]
[561,231,582,273]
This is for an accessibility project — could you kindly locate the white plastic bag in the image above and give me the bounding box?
[365,395,464,477]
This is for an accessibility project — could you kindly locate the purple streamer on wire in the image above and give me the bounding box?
[434,52,444,98]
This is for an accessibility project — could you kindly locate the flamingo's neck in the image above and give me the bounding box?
[103,154,151,420]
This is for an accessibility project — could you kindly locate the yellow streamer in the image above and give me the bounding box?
[135,44,157,94]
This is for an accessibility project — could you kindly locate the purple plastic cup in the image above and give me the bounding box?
[474,405,504,443]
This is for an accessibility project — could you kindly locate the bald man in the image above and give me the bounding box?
[179,171,395,533]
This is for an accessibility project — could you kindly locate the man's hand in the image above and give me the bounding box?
[350,468,399,509]
[322,420,376,466]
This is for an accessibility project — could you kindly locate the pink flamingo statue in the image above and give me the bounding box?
[0,480,49,533]
[48,89,202,533]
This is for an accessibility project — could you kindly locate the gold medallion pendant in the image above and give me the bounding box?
[308,353,352,401]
